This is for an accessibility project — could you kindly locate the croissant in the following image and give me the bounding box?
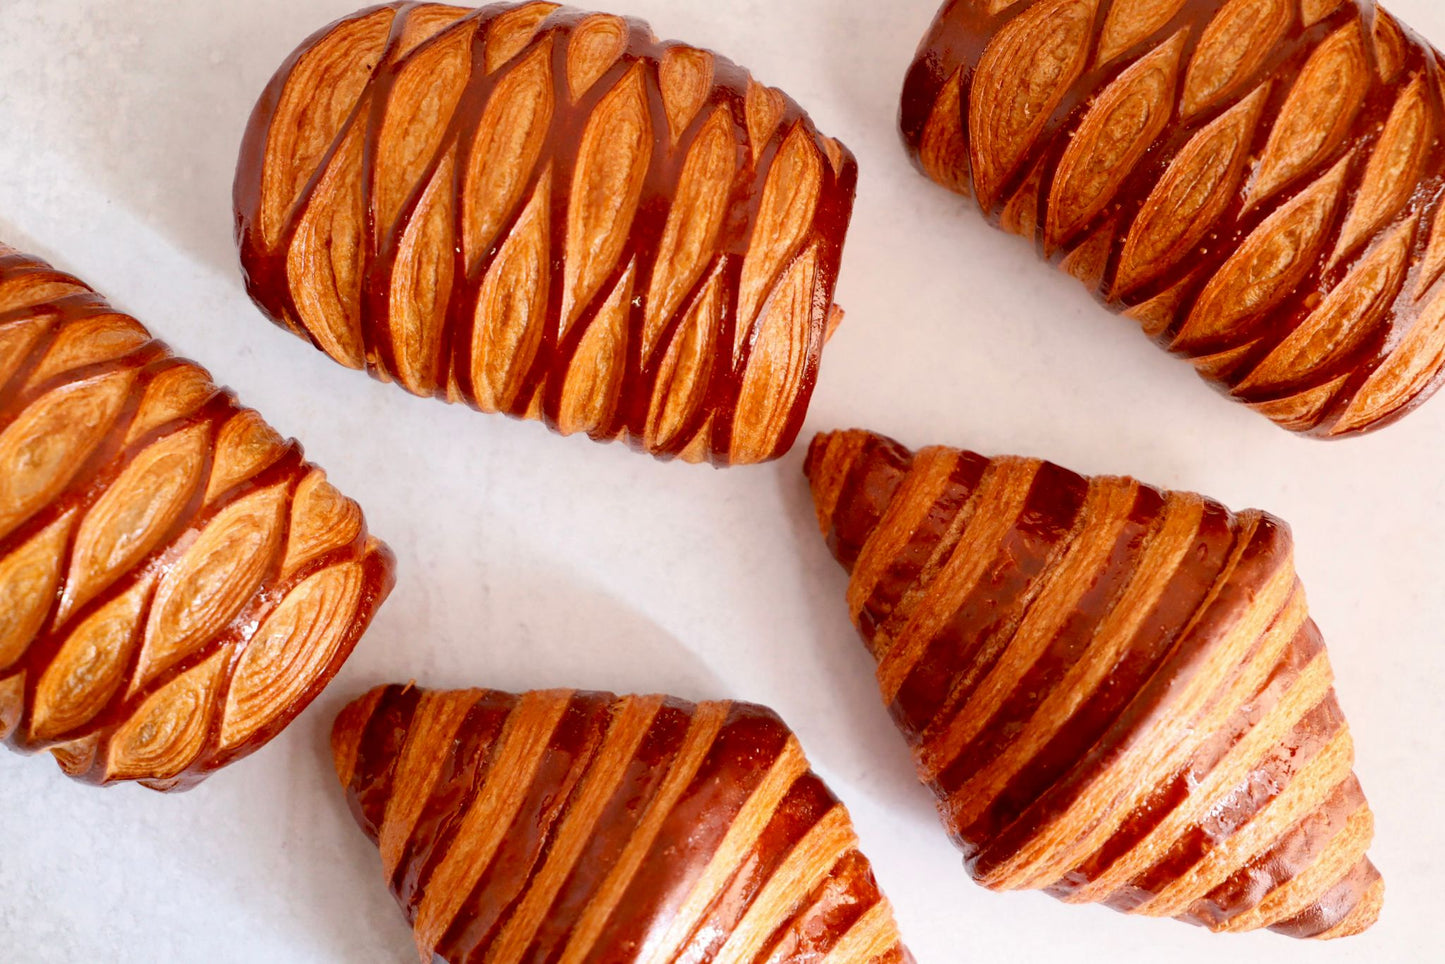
[235,2,857,466]
[902,0,1445,438]
[0,245,395,791]
[331,683,912,963]
[804,429,1382,939]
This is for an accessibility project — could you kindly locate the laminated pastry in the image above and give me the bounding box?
[804,429,1382,939]
[236,2,858,466]
[0,245,395,791]
[901,0,1445,438]
[331,684,912,963]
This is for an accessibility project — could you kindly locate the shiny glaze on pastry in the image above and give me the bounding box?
[805,429,1382,938]
[236,2,857,466]
[0,245,395,791]
[902,0,1445,437]
[332,684,912,962]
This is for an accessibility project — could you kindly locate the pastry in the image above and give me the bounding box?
[902,0,1445,438]
[236,2,857,466]
[804,429,1382,938]
[0,245,395,791]
[332,684,912,962]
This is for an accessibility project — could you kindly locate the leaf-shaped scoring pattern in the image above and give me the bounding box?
[59,423,209,627]
[257,6,397,247]
[1333,286,1445,433]
[969,0,1098,210]
[0,514,74,672]
[560,64,652,334]
[1176,155,1354,351]
[1247,21,1370,211]
[31,575,155,741]
[1114,85,1269,296]
[1240,221,1415,395]
[236,2,857,465]
[0,370,134,541]
[1333,74,1433,265]
[133,485,289,692]
[1179,0,1292,119]
[1044,29,1186,249]
[282,469,364,577]
[219,562,365,752]
[106,650,228,784]
[646,268,723,452]
[1096,0,1186,67]
[25,313,149,390]
[0,247,394,790]
[901,0,1445,437]
[559,262,634,438]
[471,171,552,412]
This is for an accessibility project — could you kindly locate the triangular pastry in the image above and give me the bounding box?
[332,684,912,962]
[805,429,1382,939]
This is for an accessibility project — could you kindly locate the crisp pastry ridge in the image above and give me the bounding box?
[902,0,1445,437]
[332,683,913,963]
[804,428,1382,939]
[236,1,858,466]
[0,244,395,791]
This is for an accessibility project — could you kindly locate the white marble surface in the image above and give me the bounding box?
[0,0,1441,960]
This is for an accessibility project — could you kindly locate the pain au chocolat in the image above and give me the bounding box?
[902,0,1445,438]
[332,684,912,963]
[0,245,394,791]
[804,429,1382,939]
[236,2,857,466]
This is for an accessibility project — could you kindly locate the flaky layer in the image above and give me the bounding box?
[902,0,1445,437]
[333,684,911,963]
[805,429,1381,939]
[237,2,857,465]
[0,247,395,790]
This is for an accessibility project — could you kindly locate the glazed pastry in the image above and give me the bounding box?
[0,245,395,791]
[804,429,1382,939]
[236,2,857,466]
[902,0,1445,438]
[332,684,912,962]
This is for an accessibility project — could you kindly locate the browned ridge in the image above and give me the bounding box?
[0,244,395,791]
[332,684,913,963]
[902,0,1445,437]
[236,1,857,466]
[805,429,1382,938]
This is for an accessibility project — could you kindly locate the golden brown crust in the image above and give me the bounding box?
[236,2,858,466]
[0,247,395,791]
[902,0,1445,438]
[332,684,913,963]
[804,429,1382,939]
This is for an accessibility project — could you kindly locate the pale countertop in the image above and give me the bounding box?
[0,1,1440,961]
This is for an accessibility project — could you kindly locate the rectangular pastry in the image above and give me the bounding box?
[0,244,394,791]
[902,0,1445,437]
[236,2,858,465]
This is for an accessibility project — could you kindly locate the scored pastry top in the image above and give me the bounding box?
[332,683,912,963]
[236,1,858,465]
[901,0,1445,438]
[0,247,395,791]
[805,429,1382,939]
